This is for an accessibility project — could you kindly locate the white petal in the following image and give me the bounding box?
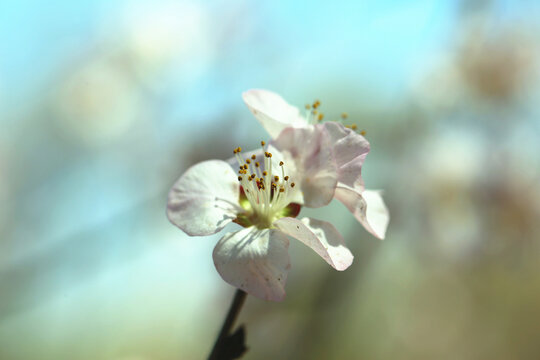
[274,217,353,271]
[272,125,337,208]
[242,89,308,138]
[213,227,290,302]
[167,160,241,236]
[334,188,389,239]
[323,122,370,189]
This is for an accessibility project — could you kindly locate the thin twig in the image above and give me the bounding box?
[208,289,248,360]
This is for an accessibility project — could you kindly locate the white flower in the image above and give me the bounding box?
[167,145,353,301]
[243,89,389,239]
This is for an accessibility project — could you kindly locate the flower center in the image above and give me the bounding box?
[233,142,299,229]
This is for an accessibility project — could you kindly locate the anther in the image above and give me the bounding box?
[291,182,296,188]
[243,164,248,170]
[261,141,265,146]
[274,175,279,182]
[351,124,357,130]
[238,176,242,181]
[279,161,284,166]
[255,162,260,167]
[305,104,311,110]
[360,130,366,136]
[317,113,324,121]
[284,176,289,181]
[313,100,320,109]
[246,159,251,164]
[262,171,268,176]
[279,187,285,193]
[251,154,256,160]
[341,112,348,119]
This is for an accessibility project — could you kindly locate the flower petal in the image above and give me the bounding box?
[242,89,307,138]
[213,227,290,301]
[271,125,338,208]
[334,188,389,239]
[274,217,353,271]
[167,160,241,236]
[323,121,370,190]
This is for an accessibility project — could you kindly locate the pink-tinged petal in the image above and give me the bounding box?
[272,125,338,208]
[274,217,353,271]
[334,187,389,239]
[242,89,307,138]
[213,227,290,302]
[323,121,370,190]
[167,160,241,236]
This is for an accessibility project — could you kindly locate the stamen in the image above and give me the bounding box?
[360,130,366,136]
[233,142,297,226]
[317,113,324,121]
[351,124,357,130]
[341,112,348,119]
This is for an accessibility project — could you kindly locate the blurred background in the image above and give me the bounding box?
[1,0,540,359]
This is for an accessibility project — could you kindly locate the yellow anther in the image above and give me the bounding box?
[313,100,321,109]
[279,187,285,193]
[317,113,324,121]
[360,130,366,136]
[341,112,348,119]
[262,171,268,176]
[246,159,251,164]
[243,164,248,170]
[291,182,296,188]
[251,154,256,160]
[238,176,243,181]
[237,147,242,152]
[305,104,311,110]
[261,141,265,146]
[279,161,284,166]
[255,162,260,167]
[351,124,357,130]
[311,110,318,115]
[284,176,289,181]
[274,175,279,182]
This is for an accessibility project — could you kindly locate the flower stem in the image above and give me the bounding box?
[208,289,248,360]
